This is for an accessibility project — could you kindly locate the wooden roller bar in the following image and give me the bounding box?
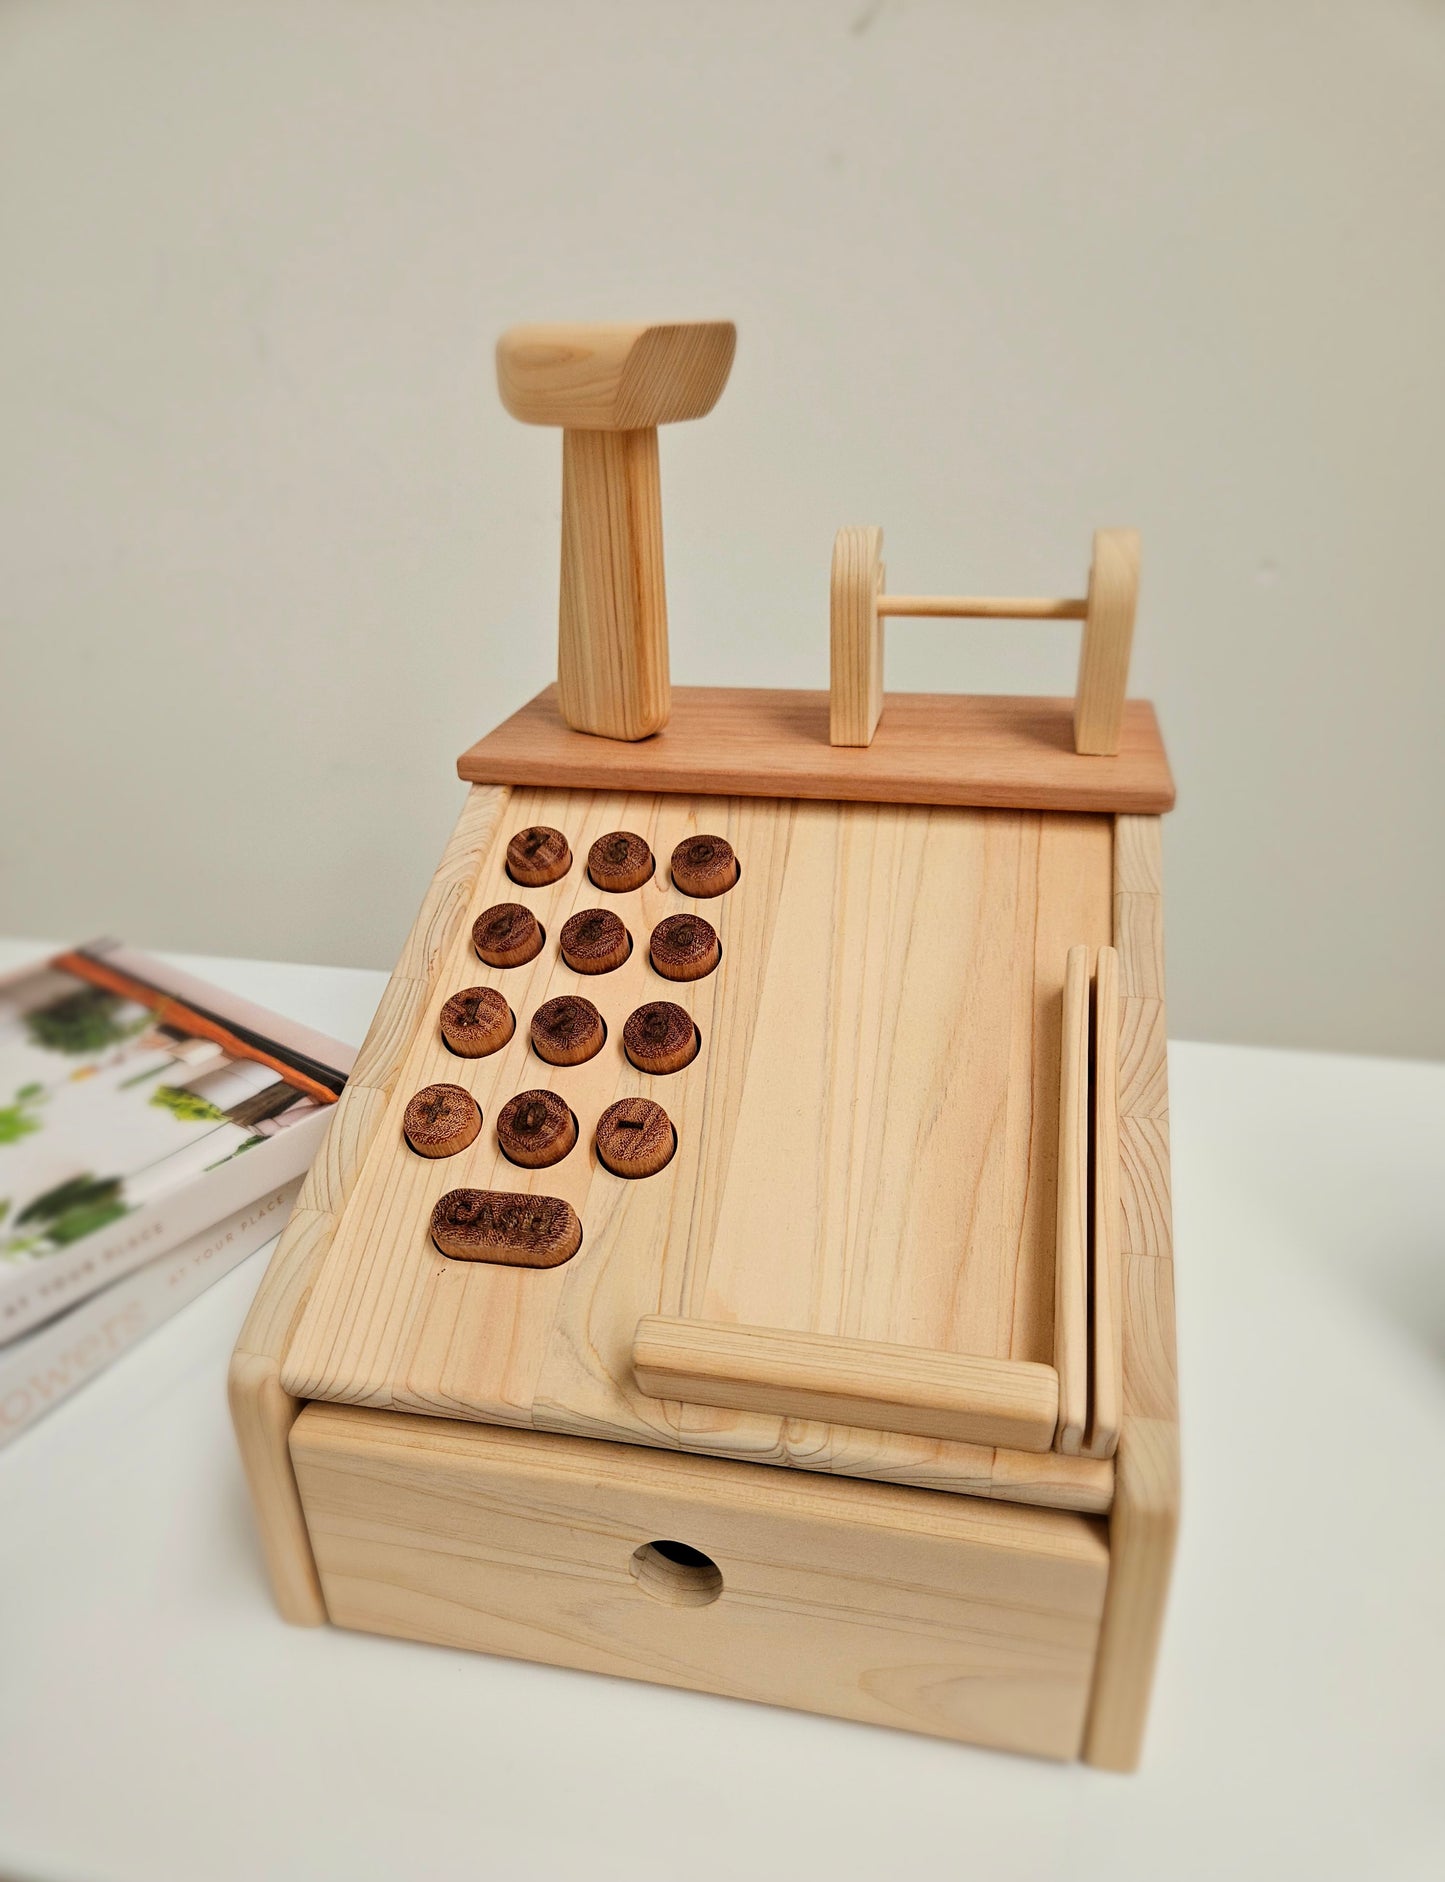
[876,595,1089,620]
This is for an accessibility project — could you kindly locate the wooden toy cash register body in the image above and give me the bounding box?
[231,323,1179,1769]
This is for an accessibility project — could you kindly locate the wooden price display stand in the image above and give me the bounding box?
[230,322,1178,1769]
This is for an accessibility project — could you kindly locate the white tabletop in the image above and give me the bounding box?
[1,943,1441,1882]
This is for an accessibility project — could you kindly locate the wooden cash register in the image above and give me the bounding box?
[230,321,1178,1768]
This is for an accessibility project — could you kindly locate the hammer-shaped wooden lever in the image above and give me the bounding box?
[497,322,737,741]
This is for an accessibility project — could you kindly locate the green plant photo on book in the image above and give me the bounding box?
[0,1084,47,1146]
[2,1173,130,1262]
[23,987,148,1056]
[148,1085,228,1126]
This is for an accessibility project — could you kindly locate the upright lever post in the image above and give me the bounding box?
[496,322,737,742]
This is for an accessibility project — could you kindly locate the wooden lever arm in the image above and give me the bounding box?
[633,1316,1060,1453]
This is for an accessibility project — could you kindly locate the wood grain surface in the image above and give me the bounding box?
[458,686,1175,814]
[291,1404,1109,1759]
[280,786,1115,1511]
[229,784,510,1623]
[1083,814,1180,1770]
[829,525,885,747]
[1074,528,1140,755]
[495,322,737,431]
[1054,943,1091,1454]
[558,427,671,740]
[1086,943,1123,1459]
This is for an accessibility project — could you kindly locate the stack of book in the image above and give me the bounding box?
[0,942,351,1447]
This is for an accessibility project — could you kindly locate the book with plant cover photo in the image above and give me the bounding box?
[0,943,353,1345]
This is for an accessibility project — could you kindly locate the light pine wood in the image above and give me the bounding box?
[633,1318,1061,1452]
[1054,944,1090,1454]
[877,595,1088,619]
[829,525,884,746]
[1083,814,1179,1771]
[460,685,1175,814]
[496,322,737,431]
[291,1404,1110,1759]
[229,784,509,1623]
[827,527,1140,756]
[496,322,735,742]
[1087,944,1123,1459]
[558,427,670,739]
[280,789,1114,1511]
[1075,528,1141,755]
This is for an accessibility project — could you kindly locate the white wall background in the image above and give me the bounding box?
[2,0,1442,1058]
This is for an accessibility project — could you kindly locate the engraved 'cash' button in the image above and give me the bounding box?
[430,1189,582,1267]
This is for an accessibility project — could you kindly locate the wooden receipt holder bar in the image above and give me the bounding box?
[830,523,1141,754]
[232,314,1179,1775]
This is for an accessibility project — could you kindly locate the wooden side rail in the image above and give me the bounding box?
[830,525,1140,754]
[633,1317,1060,1453]
[1088,944,1123,1460]
[1054,944,1091,1454]
[1054,942,1126,1460]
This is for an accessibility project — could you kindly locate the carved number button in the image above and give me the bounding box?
[623,1001,699,1074]
[588,830,655,893]
[496,1088,578,1168]
[440,986,515,1058]
[670,835,738,898]
[649,913,720,981]
[595,1097,676,1179]
[559,908,631,975]
[506,826,572,887]
[473,903,545,968]
[403,1084,482,1158]
[531,995,606,1067]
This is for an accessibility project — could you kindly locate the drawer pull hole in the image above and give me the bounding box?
[630,1540,723,1608]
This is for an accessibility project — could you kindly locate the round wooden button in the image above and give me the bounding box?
[623,1001,699,1075]
[587,830,655,893]
[506,826,572,887]
[649,913,720,982]
[496,1088,577,1168]
[472,902,544,968]
[402,1083,482,1159]
[530,994,606,1067]
[559,907,631,975]
[431,1189,582,1267]
[439,986,515,1058]
[595,1097,676,1179]
[670,834,738,898]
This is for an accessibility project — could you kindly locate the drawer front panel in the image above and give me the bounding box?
[291,1405,1109,1759]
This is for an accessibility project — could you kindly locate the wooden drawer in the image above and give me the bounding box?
[290,1404,1110,1760]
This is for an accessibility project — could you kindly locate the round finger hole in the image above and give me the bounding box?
[496,1088,578,1168]
[630,1540,723,1608]
[649,913,720,982]
[439,986,515,1058]
[403,1083,482,1159]
[588,830,655,894]
[530,995,606,1067]
[472,903,544,969]
[560,907,631,975]
[623,1001,700,1075]
[506,826,571,887]
[670,834,738,899]
[595,1097,676,1179]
